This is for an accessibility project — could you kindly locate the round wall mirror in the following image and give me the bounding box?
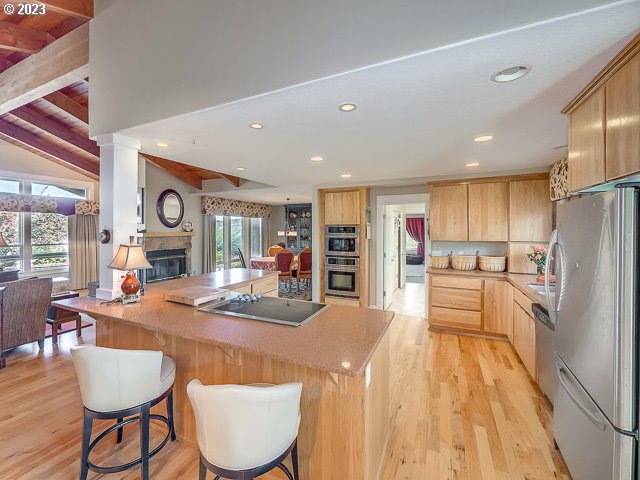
[156,189,184,228]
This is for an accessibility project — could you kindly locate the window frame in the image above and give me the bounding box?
[214,216,263,270]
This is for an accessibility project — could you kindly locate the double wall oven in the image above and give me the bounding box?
[325,225,360,299]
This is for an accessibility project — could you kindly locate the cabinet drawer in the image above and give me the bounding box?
[252,278,278,295]
[431,275,482,290]
[325,296,359,307]
[513,287,533,313]
[430,307,481,331]
[431,287,481,311]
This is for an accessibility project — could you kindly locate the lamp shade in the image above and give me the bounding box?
[108,239,152,271]
[0,231,6,247]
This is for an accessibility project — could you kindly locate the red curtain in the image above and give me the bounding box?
[406,217,425,256]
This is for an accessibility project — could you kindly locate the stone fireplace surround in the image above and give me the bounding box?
[139,232,195,276]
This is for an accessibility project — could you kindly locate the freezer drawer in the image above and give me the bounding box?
[554,355,635,480]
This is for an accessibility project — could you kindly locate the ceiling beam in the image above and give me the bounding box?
[0,22,88,115]
[216,173,241,187]
[9,105,98,156]
[0,117,99,176]
[0,20,49,54]
[41,0,93,19]
[42,91,88,124]
[140,153,203,190]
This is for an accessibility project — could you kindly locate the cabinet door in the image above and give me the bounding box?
[483,280,513,336]
[509,179,552,242]
[512,302,536,379]
[430,184,468,241]
[606,54,640,181]
[468,182,509,241]
[324,191,360,225]
[568,88,606,191]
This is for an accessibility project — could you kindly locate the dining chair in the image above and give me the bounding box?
[237,248,247,268]
[275,250,295,292]
[268,245,284,257]
[295,248,312,292]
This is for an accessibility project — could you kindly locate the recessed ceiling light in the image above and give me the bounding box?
[236,167,246,171]
[339,103,357,112]
[157,142,169,147]
[249,123,264,129]
[491,65,531,83]
[310,156,323,162]
[340,173,352,178]
[465,162,480,167]
[474,135,494,142]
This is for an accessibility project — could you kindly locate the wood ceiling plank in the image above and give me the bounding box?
[0,116,98,176]
[140,153,203,190]
[9,104,98,156]
[0,22,88,114]
[41,0,93,20]
[42,90,88,123]
[0,20,48,53]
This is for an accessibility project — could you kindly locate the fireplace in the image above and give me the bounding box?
[145,248,187,283]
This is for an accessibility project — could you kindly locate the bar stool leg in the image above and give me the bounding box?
[291,440,300,480]
[116,417,123,444]
[140,404,151,480]
[167,391,176,441]
[80,414,92,480]
[199,456,207,480]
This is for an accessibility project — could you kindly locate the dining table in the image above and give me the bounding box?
[250,255,298,271]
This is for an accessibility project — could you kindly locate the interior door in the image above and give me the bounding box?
[399,212,406,288]
[383,206,399,310]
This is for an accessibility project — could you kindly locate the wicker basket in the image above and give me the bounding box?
[451,251,478,271]
[429,254,450,269]
[478,255,507,272]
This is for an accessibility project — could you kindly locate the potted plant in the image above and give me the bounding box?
[527,245,555,283]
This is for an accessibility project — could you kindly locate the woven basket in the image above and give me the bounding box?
[429,254,450,269]
[451,251,478,271]
[478,255,506,272]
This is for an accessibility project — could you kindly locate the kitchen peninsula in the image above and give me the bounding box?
[53,269,395,480]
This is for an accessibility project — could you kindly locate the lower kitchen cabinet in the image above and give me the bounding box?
[483,279,513,337]
[512,301,536,380]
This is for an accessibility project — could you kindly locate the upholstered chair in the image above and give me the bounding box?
[295,248,312,292]
[275,249,295,292]
[70,345,177,480]
[268,245,284,257]
[187,380,302,480]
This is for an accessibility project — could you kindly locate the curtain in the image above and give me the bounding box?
[68,215,99,289]
[406,217,425,256]
[203,215,216,273]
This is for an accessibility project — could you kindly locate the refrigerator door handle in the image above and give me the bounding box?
[545,230,559,315]
[556,362,608,432]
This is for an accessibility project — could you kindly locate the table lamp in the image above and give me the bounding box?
[108,236,152,304]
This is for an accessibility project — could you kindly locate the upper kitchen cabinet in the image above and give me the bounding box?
[430,184,468,241]
[606,53,640,181]
[468,182,509,241]
[564,34,640,191]
[324,190,360,225]
[567,88,606,192]
[509,179,552,242]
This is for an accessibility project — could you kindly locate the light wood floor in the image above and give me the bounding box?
[0,315,569,479]
[388,282,426,318]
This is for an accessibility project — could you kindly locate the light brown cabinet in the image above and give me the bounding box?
[512,301,536,380]
[428,274,481,332]
[509,179,552,242]
[429,184,468,241]
[606,54,640,181]
[324,191,360,225]
[483,280,513,337]
[567,88,606,192]
[468,182,509,241]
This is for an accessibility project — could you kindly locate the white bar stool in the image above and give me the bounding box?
[70,345,177,480]
[187,380,302,480]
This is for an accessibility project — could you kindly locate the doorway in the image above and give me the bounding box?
[377,194,429,318]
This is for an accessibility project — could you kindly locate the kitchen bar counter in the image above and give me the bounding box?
[53,269,394,480]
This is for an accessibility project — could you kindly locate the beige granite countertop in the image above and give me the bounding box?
[53,269,395,378]
[428,267,549,309]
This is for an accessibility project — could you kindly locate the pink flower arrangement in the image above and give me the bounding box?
[527,246,548,271]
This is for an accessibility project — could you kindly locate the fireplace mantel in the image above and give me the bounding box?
[139,231,195,238]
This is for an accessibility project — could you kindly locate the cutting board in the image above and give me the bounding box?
[164,287,227,306]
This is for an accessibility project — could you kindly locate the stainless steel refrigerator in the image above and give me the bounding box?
[546,186,638,480]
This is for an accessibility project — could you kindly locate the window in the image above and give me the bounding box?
[213,216,263,270]
[0,178,87,274]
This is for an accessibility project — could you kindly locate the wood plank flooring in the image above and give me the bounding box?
[0,314,570,479]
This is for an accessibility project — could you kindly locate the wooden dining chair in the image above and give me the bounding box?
[296,248,312,292]
[268,245,284,257]
[275,250,295,292]
[237,249,247,268]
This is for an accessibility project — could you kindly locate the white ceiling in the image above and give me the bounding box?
[121,1,640,205]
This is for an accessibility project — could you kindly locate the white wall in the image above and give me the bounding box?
[89,0,606,136]
[143,162,204,274]
[267,205,286,248]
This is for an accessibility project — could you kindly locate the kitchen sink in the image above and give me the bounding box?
[527,283,555,298]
